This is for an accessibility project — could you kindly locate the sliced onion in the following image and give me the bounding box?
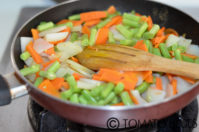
[71,25,82,32]
[77,78,104,89]
[131,90,147,104]
[33,38,53,54]
[20,37,33,52]
[136,75,143,87]
[80,78,104,85]
[166,84,174,98]
[60,63,79,75]
[146,87,166,102]
[178,36,191,49]
[56,41,83,61]
[110,27,125,41]
[66,60,95,78]
[56,67,68,77]
[166,34,179,47]
[160,76,169,91]
[173,77,192,94]
[44,32,69,42]
[39,26,67,37]
[186,44,199,57]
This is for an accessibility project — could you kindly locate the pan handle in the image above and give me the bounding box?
[0,73,27,106]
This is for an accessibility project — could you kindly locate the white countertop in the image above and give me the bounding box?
[0,0,199,132]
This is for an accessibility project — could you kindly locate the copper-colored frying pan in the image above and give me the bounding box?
[0,0,199,128]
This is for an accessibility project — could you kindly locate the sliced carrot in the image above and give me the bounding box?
[42,58,60,70]
[72,20,84,26]
[80,11,107,21]
[62,82,69,89]
[112,102,124,106]
[98,69,122,83]
[49,38,67,45]
[107,5,116,14]
[26,41,43,64]
[82,25,91,37]
[96,28,109,45]
[147,16,153,31]
[142,71,153,83]
[92,74,102,80]
[127,90,139,105]
[156,27,165,37]
[118,72,138,90]
[135,13,142,16]
[152,35,166,48]
[179,76,196,84]
[115,16,123,25]
[181,53,198,59]
[169,51,174,57]
[105,16,122,28]
[56,19,69,25]
[171,79,177,95]
[166,73,173,82]
[145,74,153,83]
[31,28,39,40]
[165,28,179,36]
[71,56,79,63]
[49,28,70,45]
[141,16,148,22]
[51,78,65,90]
[133,40,148,52]
[35,71,40,78]
[73,73,83,80]
[60,27,71,33]
[84,19,101,27]
[38,79,60,97]
[44,47,55,55]
[156,77,163,90]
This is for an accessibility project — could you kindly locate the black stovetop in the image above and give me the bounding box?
[27,98,198,132]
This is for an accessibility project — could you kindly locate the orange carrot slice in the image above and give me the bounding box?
[38,79,60,97]
[96,28,109,45]
[105,16,122,28]
[181,53,198,59]
[133,40,148,51]
[73,73,83,80]
[107,5,116,14]
[156,77,163,90]
[26,41,43,64]
[56,19,69,25]
[44,47,55,55]
[80,11,107,21]
[156,27,165,37]
[112,102,124,106]
[62,82,69,89]
[171,79,177,95]
[31,28,39,40]
[147,16,153,31]
[179,76,196,84]
[84,19,101,27]
[71,56,79,63]
[51,78,65,90]
[82,25,91,37]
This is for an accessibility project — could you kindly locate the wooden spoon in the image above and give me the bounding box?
[76,44,199,79]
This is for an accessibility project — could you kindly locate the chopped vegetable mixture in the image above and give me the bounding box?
[20,6,198,106]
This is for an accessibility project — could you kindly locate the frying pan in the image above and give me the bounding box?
[1,0,199,128]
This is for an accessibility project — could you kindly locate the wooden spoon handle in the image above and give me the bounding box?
[149,55,199,79]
